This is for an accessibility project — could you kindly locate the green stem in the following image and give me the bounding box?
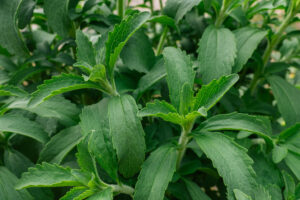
[118,0,125,19]
[215,0,228,27]
[250,5,297,94]
[156,26,169,56]
[110,184,135,197]
[176,121,194,170]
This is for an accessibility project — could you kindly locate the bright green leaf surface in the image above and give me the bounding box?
[164,0,201,22]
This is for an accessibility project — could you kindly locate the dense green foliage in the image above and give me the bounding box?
[0,0,300,199]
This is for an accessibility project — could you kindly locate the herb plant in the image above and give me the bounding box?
[0,0,300,199]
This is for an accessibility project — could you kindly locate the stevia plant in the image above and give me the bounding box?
[0,0,300,199]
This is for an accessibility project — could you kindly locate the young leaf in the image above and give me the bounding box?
[0,167,33,200]
[87,188,113,200]
[272,145,288,163]
[163,47,195,111]
[105,12,150,78]
[0,85,28,97]
[233,27,267,73]
[198,112,273,148]
[194,132,258,200]
[137,100,184,125]
[76,30,96,66]
[39,125,83,164]
[134,144,177,200]
[108,95,146,178]
[163,0,201,22]
[44,0,74,38]
[194,74,239,111]
[60,187,88,200]
[234,189,253,200]
[80,99,118,181]
[28,73,105,107]
[120,30,155,73]
[0,0,29,57]
[0,114,49,143]
[268,75,300,127]
[197,25,237,83]
[16,163,83,189]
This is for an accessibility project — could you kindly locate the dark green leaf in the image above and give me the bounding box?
[87,188,113,200]
[0,114,49,143]
[0,167,33,200]
[28,74,105,107]
[184,179,212,200]
[76,30,96,66]
[105,12,150,78]
[16,163,83,189]
[282,170,296,200]
[148,15,177,30]
[134,144,177,200]
[60,187,88,200]
[44,0,74,38]
[39,125,83,164]
[108,95,146,178]
[197,25,236,83]
[120,30,155,73]
[233,27,267,73]
[163,47,195,111]
[163,0,201,22]
[16,0,36,29]
[0,0,29,57]
[268,75,300,127]
[198,112,273,148]
[80,99,118,181]
[195,132,258,200]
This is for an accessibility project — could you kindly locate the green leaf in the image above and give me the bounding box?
[120,30,155,73]
[198,112,273,148]
[8,96,80,126]
[105,12,150,79]
[76,135,95,173]
[88,64,107,83]
[163,0,201,22]
[278,123,300,148]
[87,188,113,200]
[108,95,146,178]
[0,85,28,97]
[80,99,118,181]
[234,189,253,200]
[282,171,296,200]
[184,179,212,200]
[194,74,239,111]
[233,27,267,73]
[194,132,258,200]
[135,58,166,97]
[60,187,88,200]
[28,73,105,107]
[268,75,300,127]
[285,150,300,180]
[39,125,83,164]
[76,30,96,66]
[16,0,36,29]
[0,114,49,143]
[0,0,29,57]
[0,167,33,200]
[134,144,177,200]
[163,47,195,111]
[148,15,177,30]
[197,25,236,83]
[4,149,33,178]
[272,145,288,163]
[254,185,272,200]
[138,100,184,125]
[44,0,74,38]
[179,83,194,115]
[16,163,83,189]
